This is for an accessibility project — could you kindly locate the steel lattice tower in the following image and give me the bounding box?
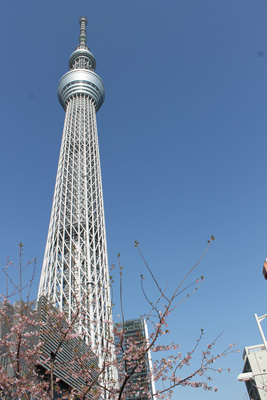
[38,17,114,364]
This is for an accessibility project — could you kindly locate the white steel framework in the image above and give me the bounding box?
[38,18,113,365]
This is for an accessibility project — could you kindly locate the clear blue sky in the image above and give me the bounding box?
[1,0,267,398]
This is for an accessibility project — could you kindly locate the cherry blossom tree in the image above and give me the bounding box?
[0,238,236,399]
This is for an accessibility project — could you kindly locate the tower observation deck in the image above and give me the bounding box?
[38,17,114,370]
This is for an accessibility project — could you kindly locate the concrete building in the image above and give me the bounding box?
[241,344,267,400]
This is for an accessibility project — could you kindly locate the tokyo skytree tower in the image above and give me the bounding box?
[38,17,113,361]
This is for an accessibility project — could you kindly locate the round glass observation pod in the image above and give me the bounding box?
[68,48,96,71]
[58,69,105,111]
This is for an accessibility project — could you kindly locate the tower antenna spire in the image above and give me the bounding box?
[79,16,88,46]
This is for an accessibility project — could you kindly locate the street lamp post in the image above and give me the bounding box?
[255,313,267,352]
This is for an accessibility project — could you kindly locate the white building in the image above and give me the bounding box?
[241,344,267,400]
